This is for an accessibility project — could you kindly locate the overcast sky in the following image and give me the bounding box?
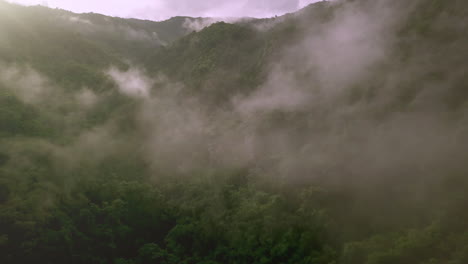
[8,0,321,21]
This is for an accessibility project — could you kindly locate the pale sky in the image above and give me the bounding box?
[8,0,321,21]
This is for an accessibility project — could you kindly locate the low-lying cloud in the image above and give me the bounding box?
[2,0,467,202]
[104,0,468,189]
[107,67,153,98]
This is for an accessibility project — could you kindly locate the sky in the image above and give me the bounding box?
[8,0,321,21]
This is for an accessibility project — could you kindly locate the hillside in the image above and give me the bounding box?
[0,0,468,263]
[0,1,211,89]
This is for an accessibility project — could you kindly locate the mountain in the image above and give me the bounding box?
[0,1,219,90]
[0,0,468,263]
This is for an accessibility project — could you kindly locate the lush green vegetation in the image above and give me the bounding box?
[0,0,467,263]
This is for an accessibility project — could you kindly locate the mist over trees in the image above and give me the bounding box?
[0,0,467,263]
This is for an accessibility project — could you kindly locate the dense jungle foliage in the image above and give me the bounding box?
[0,0,467,263]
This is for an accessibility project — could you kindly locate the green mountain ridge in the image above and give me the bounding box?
[0,1,240,89]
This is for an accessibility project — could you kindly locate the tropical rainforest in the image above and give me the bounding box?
[0,0,467,263]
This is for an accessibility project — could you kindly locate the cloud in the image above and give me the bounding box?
[0,63,101,109]
[183,18,221,32]
[228,0,468,185]
[107,67,153,98]
[59,14,166,45]
[68,15,92,24]
[113,0,468,188]
[182,17,251,32]
[0,64,54,105]
[3,0,466,210]
[75,88,98,108]
[234,64,312,114]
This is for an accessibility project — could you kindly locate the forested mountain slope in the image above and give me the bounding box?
[0,0,467,263]
[0,1,205,89]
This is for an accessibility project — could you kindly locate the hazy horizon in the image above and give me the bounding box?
[6,0,322,21]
